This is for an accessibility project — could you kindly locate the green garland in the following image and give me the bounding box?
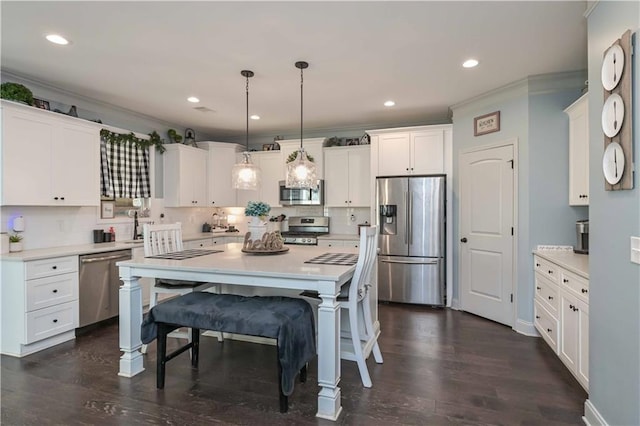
[286,150,314,163]
[100,129,166,153]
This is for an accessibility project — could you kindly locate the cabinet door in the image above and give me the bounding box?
[1,106,54,205]
[577,298,589,389]
[207,146,237,207]
[348,147,371,207]
[190,149,208,206]
[324,149,350,207]
[378,133,410,176]
[165,145,207,207]
[559,290,579,375]
[53,121,100,206]
[258,151,284,207]
[411,130,444,174]
[568,97,589,205]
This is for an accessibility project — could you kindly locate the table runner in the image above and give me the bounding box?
[305,252,358,266]
[147,248,222,260]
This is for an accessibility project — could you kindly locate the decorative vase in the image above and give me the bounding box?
[9,242,23,252]
[248,216,267,241]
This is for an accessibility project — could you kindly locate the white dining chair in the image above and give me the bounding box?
[338,225,384,388]
[300,226,384,387]
[140,222,218,354]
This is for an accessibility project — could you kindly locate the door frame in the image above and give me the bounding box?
[458,138,519,329]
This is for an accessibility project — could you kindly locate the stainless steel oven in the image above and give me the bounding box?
[279,180,324,206]
[281,216,329,245]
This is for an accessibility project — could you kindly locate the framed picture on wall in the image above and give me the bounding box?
[101,201,115,219]
[474,111,501,136]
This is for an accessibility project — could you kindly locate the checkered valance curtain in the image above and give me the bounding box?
[100,136,151,198]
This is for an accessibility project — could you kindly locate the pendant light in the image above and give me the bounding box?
[285,61,317,189]
[231,70,261,190]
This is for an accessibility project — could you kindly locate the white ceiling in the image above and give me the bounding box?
[1,1,587,140]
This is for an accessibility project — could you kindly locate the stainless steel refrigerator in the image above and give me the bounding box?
[377,175,445,305]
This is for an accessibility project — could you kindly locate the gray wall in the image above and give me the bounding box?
[451,73,585,325]
[586,2,640,425]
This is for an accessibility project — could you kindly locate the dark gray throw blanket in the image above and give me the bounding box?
[141,292,316,396]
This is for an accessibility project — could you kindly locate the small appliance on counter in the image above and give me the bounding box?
[575,220,589,254]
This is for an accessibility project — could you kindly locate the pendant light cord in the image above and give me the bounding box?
[300,66,303,150]
[246,74,249,151]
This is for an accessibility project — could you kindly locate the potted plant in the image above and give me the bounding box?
[9,234,23,252]
[0,82,34,106]
[245,201,271,240]
[286,151,314,163]
[167,129,183,144]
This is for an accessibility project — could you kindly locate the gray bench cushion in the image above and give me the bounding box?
[141,292,316,396]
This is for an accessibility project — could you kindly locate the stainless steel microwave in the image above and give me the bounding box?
[278,180,324,206]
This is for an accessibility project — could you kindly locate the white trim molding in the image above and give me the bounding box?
[583,399,608,426]
[514,319,538,336]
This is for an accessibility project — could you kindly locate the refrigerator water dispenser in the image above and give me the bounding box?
[379,205,397,235]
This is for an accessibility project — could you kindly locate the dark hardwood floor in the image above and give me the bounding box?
[1,304,587,425]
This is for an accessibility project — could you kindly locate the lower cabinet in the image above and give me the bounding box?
[1,255,79,357]
[318,238,359,248]
[533,254,589,391]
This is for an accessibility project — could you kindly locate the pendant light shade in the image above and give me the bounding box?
[286,61,318,189]
[232,70,261,190]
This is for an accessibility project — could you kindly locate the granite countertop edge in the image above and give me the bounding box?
[0,232,236,262]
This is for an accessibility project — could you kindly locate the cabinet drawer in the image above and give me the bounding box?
[560,269,589,302]
[534,274,559,317]
[26,256,78,280]
[26,273,78,312]
[318,240,344,248]
[25,301,77,344]
[533,256,559,285]
[534,300,559,353]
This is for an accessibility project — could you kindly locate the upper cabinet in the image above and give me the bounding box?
[565,94,589,206]
[278,138,326,179]
[235,150,284,208]
[1,101,100,206]
[324,145,371,207]
[369,125,450,176]
[163,144,207,207]
[197,141,243,207]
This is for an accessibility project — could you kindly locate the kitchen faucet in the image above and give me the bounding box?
[133,211,140,240]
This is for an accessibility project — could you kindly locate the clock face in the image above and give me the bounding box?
[601,44,624,91]
[602,142,625,185]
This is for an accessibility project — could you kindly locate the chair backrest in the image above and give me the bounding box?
[349,226,378,303]
[143,222,184,256]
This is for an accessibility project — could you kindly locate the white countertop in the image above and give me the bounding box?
[0,231,239,262]
[533,249,589,279]
[317,233,360,241]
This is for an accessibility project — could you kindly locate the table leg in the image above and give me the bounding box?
[118,267,145,377]
[316,285,342,421]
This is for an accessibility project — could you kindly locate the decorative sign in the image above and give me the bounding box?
[602,29,633,191]
[101,201,115,219]
[474,111,501,136]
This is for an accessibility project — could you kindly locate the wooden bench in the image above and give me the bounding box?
[141,292,316,413]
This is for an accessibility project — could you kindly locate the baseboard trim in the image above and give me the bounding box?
[583,399,608,426]
[515,319,538,336]
[450,298,461,310]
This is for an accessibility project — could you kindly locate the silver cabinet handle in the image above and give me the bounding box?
[81,254,131,263]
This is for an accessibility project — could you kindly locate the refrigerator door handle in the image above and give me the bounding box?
[408,191,413,245]
[404,190,409,244]
[380,258,439,265]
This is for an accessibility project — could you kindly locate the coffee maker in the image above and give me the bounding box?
[575,220,589,254]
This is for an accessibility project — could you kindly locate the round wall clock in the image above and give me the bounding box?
[602,142,625,185]
[601,44,624,91]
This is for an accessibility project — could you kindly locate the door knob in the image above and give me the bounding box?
[460,237,468,243]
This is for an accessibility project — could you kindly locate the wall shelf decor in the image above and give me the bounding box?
[602,29,633,190]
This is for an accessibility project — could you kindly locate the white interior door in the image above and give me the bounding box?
[459,143,514,326]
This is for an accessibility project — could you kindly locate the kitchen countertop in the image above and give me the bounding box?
[533,249,589,279]
[0,231,240,262]
[317,233,360,241]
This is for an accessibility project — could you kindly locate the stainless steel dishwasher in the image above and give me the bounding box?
[78,250,132,327]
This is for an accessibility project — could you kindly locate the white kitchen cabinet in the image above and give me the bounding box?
[279,138,326,180]
[533,253,589,391]
[1,100,100,206]
[317,238,359,248]
[197,141,244,207]
[324,145,371,207]
[565,94,589,206]
[163,144,208,207]
[184,238,213,249]
[369,126,448,176]
[1,255,79,357]
[236,150,283,208]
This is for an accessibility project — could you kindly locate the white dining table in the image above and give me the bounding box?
[117,242,357,421]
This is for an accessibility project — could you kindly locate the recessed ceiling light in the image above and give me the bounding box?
[45,34,69,45]
[463,59,479,68]
[250,115,260,120]
[384,100,395,107]
[187,96,200,103]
